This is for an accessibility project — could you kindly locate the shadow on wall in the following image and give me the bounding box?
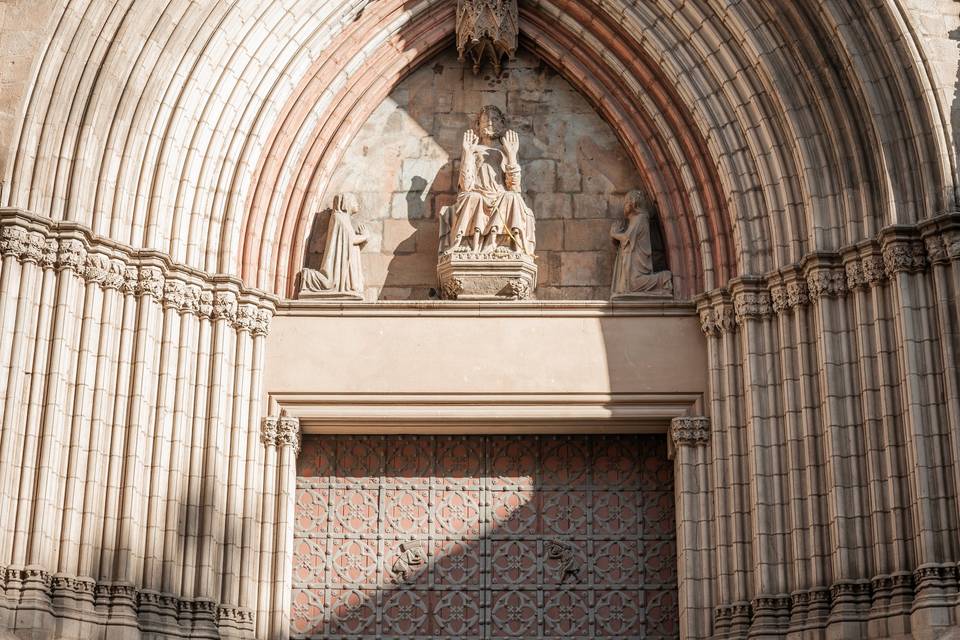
[379,175,443,300]
[289,434,680,639]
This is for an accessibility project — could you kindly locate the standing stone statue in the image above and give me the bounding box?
[436,106,537,300]
[298,193,368,299]
[441,105,536,256]
[610,190,673,298]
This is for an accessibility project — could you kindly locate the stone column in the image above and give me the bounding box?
[259,416,300,640]
[670,416,713,640]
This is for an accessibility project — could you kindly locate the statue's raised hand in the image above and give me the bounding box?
[462,129,478,154]
[502,129,519,163]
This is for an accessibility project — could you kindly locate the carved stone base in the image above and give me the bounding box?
[437,250,537,300]
[610,271,674,300]
[297,289,363,301]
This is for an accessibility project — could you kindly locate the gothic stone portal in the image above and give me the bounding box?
[292,435,679,638]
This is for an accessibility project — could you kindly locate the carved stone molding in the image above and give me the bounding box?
[261,416,301,455]
[0,210,276,332]
[670,416,710,447]
[2,565,246,630]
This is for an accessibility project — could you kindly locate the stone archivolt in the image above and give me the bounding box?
[690,214,960,637]
[0,1,958,639]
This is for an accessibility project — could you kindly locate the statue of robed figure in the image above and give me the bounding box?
[440,105,536,256]
[298,193,368,299]
[610,189,673,298]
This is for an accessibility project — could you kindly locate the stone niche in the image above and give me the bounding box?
[312,47,668,301]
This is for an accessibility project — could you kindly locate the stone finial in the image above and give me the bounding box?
[670,416,710,447]
[456,0,518,76]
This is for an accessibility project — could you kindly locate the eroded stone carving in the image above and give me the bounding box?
[610,190,673,299]
[545,540,581,583]
[390,541,426,584]
[298,193,368,299]
[456,0,518,76]
[442,106,535,256]
[437,106,537,300]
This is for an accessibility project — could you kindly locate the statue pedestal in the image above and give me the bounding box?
[610,270,674,300]
[297,289,363,301]
[437,250,537,300]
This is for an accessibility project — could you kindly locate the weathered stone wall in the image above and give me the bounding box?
[314,47,649,300]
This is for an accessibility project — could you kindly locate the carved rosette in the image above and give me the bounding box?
[670,416,710,447]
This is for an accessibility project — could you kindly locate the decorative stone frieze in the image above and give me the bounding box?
[670,416,710,446]
[0,212,276,332]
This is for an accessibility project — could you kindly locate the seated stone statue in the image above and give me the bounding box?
[298,193,368,298]
[610,189,673,298]
[440,105,536,256]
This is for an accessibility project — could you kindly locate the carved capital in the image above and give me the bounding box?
[162,280,186,309]
[276,416,302,455]
[733,291,772,323]
[23,232,48,264]
[213,291,237,321]
[253,309,271,337]
[0,226,28,258]
[806,267,847,300]
[670,416,710,447]
[198,290,214,318]
[121,266,139,294]
[699,302,736,337]
[234,304,257,332]
[261,416,301,455]
[182,285,203,315]
[137,266,164,300]
[882,239,927,276]
[846,253,887,290]
[57,239,87,273]
[103,259,127,290]
[83,253,111,285]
